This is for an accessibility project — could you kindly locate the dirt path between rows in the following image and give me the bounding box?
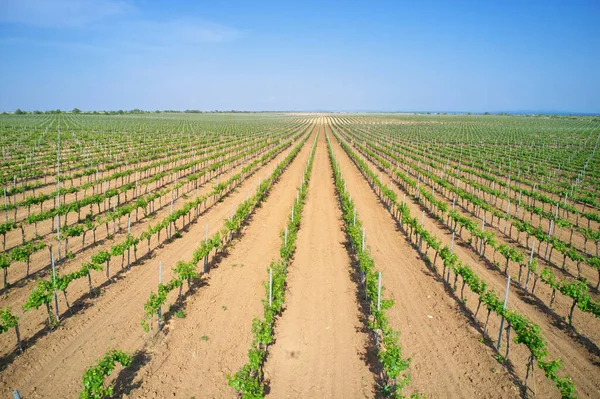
[329,118,600,398]
[0,144,269,328]
[1,136,281,287]
[0,126,314,398]
[126,125,317,398]
[264,122,374,398]
[327,124,521,398]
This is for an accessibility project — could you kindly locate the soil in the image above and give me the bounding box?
[126,123,318,398]
[264,123,375,398]
[0,124,311,398]
[329,117,600,398]
[1,116,598,398]
[327,121,521,398]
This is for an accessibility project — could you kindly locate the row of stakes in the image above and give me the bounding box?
[13,148,314,396]
[351,144,515,353]
[155,164,297,330]
[45,217,136,328]
[363,175,513,353]
[11,138,298,397]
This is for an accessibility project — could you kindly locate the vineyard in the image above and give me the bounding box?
[0,112,599,398]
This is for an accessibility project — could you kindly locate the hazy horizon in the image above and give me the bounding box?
[1,0,599,113]
[4,109,600,116]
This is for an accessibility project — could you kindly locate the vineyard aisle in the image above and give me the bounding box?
[331,120,600,398]
[0,126,314,398]
[128,125,317,398]
[326,121,520,398]
[264,122,374,398]
[0,138,283,348]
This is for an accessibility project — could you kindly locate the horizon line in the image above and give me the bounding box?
[3,109,599,116]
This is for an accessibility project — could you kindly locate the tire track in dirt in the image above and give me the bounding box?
[0,125,314,398]
[327,121,520,398]
[264,122,374,398]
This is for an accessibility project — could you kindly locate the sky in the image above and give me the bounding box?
[0,0,599,113]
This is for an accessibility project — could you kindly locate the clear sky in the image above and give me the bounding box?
[0,0,599,113]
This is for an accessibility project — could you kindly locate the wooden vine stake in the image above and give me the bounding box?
[56,214,61,260]
[361,228,365,253]
[525,353,536,397]
[4,187,8,222]
[230,205,234,243]
[480,216,485,256]
[375,271,382,345]
[504,201,511,234]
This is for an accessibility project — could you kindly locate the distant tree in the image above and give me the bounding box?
[33,110,42,114]
[117,110,124,115]
[15,108,26,115]
[484,112,491,115]
[72,108,81,114]
[154,110,160,113]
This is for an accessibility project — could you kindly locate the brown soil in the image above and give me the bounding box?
[126,123,317,398]
[329,118,600,398]
[327,122,521,398]
[0,139,293,362]
[264,125,374,398]
[1,135,283,253]
[1,147,256,295]
[2,116,598,398]
[0,126,312,398]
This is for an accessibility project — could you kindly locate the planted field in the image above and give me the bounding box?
[0,113,599,398]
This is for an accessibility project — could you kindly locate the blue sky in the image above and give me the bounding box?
[0,0,599,113]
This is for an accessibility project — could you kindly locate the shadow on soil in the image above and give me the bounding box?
[325,165,386,397]
[349,139,600,392]
[112,349,151,397]
[0,165,242,296]
[338,145,533,398]
[0,148,300,385]
[427,205,600,359]
[345,237,387,398]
